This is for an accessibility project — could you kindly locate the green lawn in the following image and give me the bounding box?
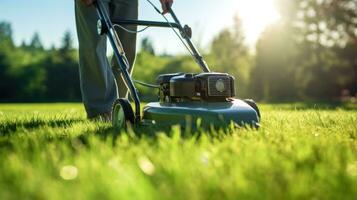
[0,103,356,200]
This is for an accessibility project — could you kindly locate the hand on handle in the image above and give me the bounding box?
[160,0,173,14]
[80,0,95,6]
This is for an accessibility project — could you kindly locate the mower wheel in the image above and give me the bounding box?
[243,99,261,119]
[112,98,135,129]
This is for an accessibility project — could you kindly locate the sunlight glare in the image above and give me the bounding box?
[234,0,281,44]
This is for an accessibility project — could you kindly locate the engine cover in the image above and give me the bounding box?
[157,72,236,102]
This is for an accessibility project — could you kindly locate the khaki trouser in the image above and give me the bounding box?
[75,0,138,118]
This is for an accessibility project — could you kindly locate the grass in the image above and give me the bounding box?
[0,103,356,200]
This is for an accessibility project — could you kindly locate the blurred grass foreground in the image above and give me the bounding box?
[0,103,356,199]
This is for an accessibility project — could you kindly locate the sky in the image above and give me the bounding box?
[0,0,280,54]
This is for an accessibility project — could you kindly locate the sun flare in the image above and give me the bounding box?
[233,0,281,44]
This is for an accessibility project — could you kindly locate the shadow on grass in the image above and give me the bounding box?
[0,118,85,136]
[0,120,252,155]
[87,122,248,148]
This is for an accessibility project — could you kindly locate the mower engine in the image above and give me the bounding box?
[157,73,236,103]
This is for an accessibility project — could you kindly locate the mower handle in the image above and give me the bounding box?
[112,19,181,30]
[112,1,211,73]
[165,3,210,73]
[94,0,142,122]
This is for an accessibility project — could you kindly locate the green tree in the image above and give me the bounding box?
[290,0,357,99]
[44,31,81,101]
[29,32,44,51]
[250,23,298,101]
[0,22,18,101]
[210,16,252,97]
[140,37,155,55]
[59,30,75,59]
[0,22,13,45]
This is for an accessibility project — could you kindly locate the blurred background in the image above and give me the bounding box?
[0,0,356,102]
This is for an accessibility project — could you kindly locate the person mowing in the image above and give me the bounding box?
[75,0,173,121]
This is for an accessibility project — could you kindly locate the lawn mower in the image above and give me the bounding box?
[94,0,260,129]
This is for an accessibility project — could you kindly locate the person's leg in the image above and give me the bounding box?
[75,0,118,118]
[110,0,139,98]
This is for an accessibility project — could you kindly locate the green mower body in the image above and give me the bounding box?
[142,99,260,128]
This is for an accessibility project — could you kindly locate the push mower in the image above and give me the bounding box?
[94,0,261,129]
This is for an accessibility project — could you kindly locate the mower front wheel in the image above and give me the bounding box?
[112,98,135,130]
[244,99,261,119]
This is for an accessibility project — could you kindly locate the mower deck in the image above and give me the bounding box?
[142,99,260,128]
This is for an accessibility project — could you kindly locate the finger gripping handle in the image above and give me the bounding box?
[166,2,172,12]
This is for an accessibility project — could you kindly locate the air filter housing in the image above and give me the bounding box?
[157,72,235,102]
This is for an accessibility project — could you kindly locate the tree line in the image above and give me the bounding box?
[0,25,80,102]
[0,0,356,102]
